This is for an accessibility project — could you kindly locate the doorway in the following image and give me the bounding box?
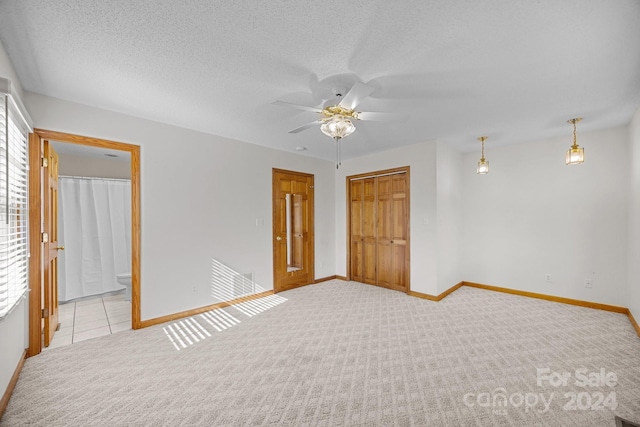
[272,169,314,292]
[28,129,141,357]
[347,166,410,292]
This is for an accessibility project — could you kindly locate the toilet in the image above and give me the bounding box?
[116,272,132,301]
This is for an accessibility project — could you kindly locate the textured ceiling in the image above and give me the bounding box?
[1,0,639,161]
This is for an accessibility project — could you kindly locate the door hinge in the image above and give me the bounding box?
[41,157,48,167]
[41,232,49,243]
[41,308,49,318]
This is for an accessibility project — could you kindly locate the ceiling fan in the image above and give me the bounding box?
[273,81,404,168]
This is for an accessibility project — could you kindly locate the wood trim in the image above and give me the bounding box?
[312,275,348,283]
[0,350,27,418]
[139,290,274,328]
[130,147,141,329]
[628,310,640,338]
[407,290,439,301]
[314,275,337,283]
[27,133,42,357]
[408,282,464,301]
[462,281,629,314]
[32,129,132,150]
[346,166,411,181]
[29,130,142,353]
[404,168,411,293]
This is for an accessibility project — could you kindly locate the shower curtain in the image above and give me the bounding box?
[58,177,132,302]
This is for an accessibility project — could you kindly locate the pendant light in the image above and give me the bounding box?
[565,118,584,165]
[477,136,489,174]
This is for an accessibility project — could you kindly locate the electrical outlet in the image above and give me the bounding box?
[545,274,552,283]
[192,284,198,293]
[585,279,593,288]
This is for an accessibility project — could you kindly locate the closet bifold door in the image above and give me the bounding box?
[349,169,409,292]
[350,179,364,283]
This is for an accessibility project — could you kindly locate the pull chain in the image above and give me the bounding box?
[335,137,341,169]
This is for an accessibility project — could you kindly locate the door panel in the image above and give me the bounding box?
[290,194,303,270]
[273,169,314,292]
[376,176,392,289]
[43,141,60,347]
[362,178,376,285]
[350,180,363,282]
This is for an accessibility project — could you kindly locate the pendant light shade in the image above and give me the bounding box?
[477,136,489,174]
[320,115,356,169]
[565,118,584,165]
[320,115,356,139]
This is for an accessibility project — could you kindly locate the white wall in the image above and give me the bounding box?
[335,140,439,296]
[461,126,629,306]
[25,92,336,321]
[628,108,640,320]
[436,142,463,293]
[58,153,131,179]
[0,38,28,406]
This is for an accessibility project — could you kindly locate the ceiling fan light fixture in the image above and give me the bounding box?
[320,115,356,140]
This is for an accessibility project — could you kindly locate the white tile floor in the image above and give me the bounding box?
[46,291,132,349]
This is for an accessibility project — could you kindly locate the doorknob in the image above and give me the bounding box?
[276,236,282,241]
[55,246,65,251]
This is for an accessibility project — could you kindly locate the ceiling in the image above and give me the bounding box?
[1,0,639,162]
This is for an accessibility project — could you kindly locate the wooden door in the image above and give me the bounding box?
[348,168,409,292]
[43,141,61,347]
[273,169,314,292]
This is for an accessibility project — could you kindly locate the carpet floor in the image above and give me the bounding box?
[2,280,640,426]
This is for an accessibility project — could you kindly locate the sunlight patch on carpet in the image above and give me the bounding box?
[163,318,212,351]
[233,294,288,317]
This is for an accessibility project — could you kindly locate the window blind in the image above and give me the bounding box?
[0,78,32,319]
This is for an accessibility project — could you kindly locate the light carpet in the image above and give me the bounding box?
[2,280,640,426]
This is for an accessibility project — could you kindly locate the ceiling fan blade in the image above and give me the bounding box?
[338,82,375,110]
[272,100,322,113]
[288,121,322,134]
[357,111,406,122]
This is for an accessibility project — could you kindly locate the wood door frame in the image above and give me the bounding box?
[272,168,315,293]
[346,166,410,292]
[42,141,60,347]
[28,129,141,357]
